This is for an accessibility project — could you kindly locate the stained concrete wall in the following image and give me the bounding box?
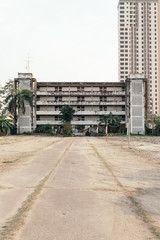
[15,73,37,134]
[127,74,145,135]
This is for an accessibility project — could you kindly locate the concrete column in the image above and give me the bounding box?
[126,74,146,135]
[14,73,37,134]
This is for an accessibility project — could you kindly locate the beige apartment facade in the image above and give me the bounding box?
[118,0,160,116]
[15,73,146,135]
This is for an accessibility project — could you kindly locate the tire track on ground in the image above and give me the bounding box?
[89,140,160,240]
[0,139,62,171]
[0,139,74,240]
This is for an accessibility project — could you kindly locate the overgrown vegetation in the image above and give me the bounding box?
[60,105,75,137]
[0,80,14,113]
[0,114,14,135]
[35,125,53,134]
[75,125,85,132]
[154,117,160,136]
[0,80,33,134]
[99,112,121,133]
[63,122,72,137]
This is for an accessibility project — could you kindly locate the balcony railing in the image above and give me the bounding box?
[36,120,125,125]
[36,91,125,96]
[36,110,126,116]
[36,101,125,106]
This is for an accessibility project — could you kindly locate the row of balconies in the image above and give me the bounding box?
[36,91,125,96]
[36,120,126,126]
[36,110,126,116]
[36,101,125,106]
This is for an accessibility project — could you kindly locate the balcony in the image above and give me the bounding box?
[36,101,125,106]
[36,110,126,116]
[36,120,125,126]
[36,91,125,96]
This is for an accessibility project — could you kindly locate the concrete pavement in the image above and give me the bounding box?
[0,137,159,240]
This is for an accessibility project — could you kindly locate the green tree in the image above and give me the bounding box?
[100,112,121,133]
[0,79,14,113]
[0,114,14,134]
[60,105,75,136]
[154,117,160,136]
[60,105,75,122]
[63,122,72,137]
[5,89,33,132]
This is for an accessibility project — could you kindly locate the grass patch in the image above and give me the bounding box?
[89,140,160,239]
[128,195,160,239]
[2,161,13,164]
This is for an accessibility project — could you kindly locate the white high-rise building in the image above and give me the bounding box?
[118,0,160,115]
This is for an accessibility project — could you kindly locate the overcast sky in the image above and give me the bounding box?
[0,0,119,85]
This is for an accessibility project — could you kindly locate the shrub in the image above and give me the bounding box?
[63,122,72,137]
[35,125,53,134]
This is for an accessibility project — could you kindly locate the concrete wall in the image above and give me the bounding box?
[127,74,145,135]
[15,73,37,134]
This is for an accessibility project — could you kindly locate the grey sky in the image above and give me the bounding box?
[0,0,118,85]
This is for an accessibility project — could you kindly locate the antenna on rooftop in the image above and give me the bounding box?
[24,54,31,73]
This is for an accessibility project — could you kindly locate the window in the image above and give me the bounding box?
[55,106,62,111]
[55,86,62,92]
[100,87,107,92]
[99,96,107,102]
[55,116,61,121]
[77,96,84,102]
[77,86,84,92]
[77,106,84,111]
[55,96,62,102]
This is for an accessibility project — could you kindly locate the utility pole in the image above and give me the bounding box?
[97,125,99,137]
[151,98,154,134]
[25,55,31,73]
[106,122,108,141]
[127,118,131,149]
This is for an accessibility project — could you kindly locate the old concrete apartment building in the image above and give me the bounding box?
[15,73,146,135]
[118,0,160,115]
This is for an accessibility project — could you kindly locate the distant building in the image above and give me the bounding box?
[14,73,147,135]
[0,83,2,115]
[118,0,160,115]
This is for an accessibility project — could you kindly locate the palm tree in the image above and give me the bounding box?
[0,114,14,135]
[100,112,121,133]
[4,89,33,132]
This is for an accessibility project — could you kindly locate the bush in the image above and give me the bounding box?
[85,131,90,136]
[35,125,53,134]
[154,117,160,136]
[63,122,72,137]
[75,125,85,132]
[98,129,106,136]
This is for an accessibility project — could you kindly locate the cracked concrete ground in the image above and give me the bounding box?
[0,136,160,240]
